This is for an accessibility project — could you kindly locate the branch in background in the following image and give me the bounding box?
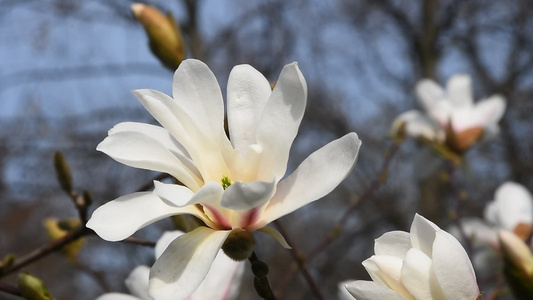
[274,139,401,296]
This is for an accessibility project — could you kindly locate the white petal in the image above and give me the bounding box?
[221,180,275,210]
[392,110,443,141]
[364,256,412,299]
[472,95,505,129]
[227,64,272,154]
[338,280,356,300]
[410,214,440,257]
[446,74,473,108]
[190,251,245,300]
[449,218,498,247]
[253,133,360,230]
[257,226,291,249]
[96,293,142,300]
[149,227,231,300]
[432,230,479,300]
[171,59,232,154]
[486,181,533,230]
[255,62,308,181]
[415,79,445,112]
[153,181,196,206]
[374,231,411,259]
[155,231,184,259]
[125,265,151,300]
[401,248,445,300]
[109,122,200,178]
[97,129,201,191]
[132,89,229,183]
[345,281,406,300]
[86,192,202,241]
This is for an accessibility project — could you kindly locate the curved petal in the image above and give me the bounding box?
[345,281,406,300]
[415,79,445,112]
[257,226,291,249]
[125,265,150,300]
[253,132,360,230]
[153,181,196,207]
[450,218,498,247]
[255,62,308,182]
[365,256,412,298]
[149,227,231,300]
[472,95,505,129]
[446,74,473,108]
[401,248,445,300]
[132,89,229,182]
[190,251,245,300]
[410,214,439,257]
[171,59,232,154]
[392,110,442,141]
[227,64,272,154]
[338,280,357,300]
[109,122,200,179]
[97,130,201,191]
[96,293,141,300]
[432,230,479,300]
[155,231,184,259]
[374,231,411,259]
[86,192,202,241]
[221,180,275,210]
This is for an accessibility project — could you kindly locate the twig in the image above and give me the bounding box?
[121,237,156,247]
[273,220,325,300]
[0,226,93,278]
[0,281,21,297]
[248,252,276,300]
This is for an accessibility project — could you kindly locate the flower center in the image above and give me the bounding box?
[221,176,232,190]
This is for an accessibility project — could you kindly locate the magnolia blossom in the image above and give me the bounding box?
[344,214,480,300]
[87,59,361,300]
[392,74,505,152]
[96,231,244,300]
[453,181,533,248]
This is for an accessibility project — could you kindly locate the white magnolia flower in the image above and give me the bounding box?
[452,181,533,248]
[95,231,244,300]
[485,181,533,231]
[344,214,480,300]
[393,74,505,152]
[87,59,361,300]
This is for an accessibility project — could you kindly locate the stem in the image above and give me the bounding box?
[0,226,93,278]
[274,220,325,300]
[0,281,21,297]
[248,252,276,300]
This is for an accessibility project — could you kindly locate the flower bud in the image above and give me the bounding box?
[0,254,15,274]
[445,122,484,153]
[53,151,72,194]
[221,229,255,261]
[44,218,84,263]
[131,3,185,71]
[18,272,54,300]
[499,230,533,299]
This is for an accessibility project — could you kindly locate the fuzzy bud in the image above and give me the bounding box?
[221,229,255,261]
[131,3,186,71]
[18,272,54,300]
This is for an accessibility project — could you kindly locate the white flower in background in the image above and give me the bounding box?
[87,59,361,300]
[392,74,505,152]
[453,181,533,248]
[95,231,244,300]
[485,181,533,232]
[344,214,480,300]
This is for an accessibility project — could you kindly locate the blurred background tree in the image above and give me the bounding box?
[1,0,533,299]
